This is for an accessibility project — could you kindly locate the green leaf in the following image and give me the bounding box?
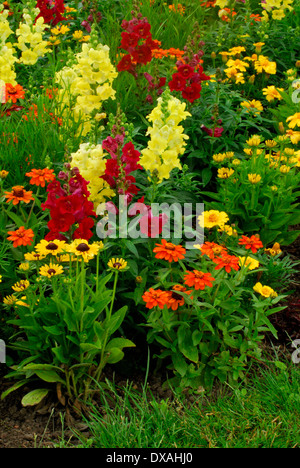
[172,353,188,377]
[106,338,135,351]
[35,370,65,384]
[177,326,198,363]
[21,389,49,407]
[1,380,28,400]
[104,306,128,335]
[106,347,124,364]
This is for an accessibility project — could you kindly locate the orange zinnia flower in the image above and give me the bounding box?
[5,83,25,103]
[213,252,240,273]
[7,226,34,248]
[238,234,263,253]
[25,168,55,187]
[200,241,227,259]
[184,270,215,290]
[153,239,186,263]
[166,285,193,310]
[142,288,170,309]
[4,185,34,205]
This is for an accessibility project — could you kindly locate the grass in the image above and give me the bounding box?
[57,359,300,448]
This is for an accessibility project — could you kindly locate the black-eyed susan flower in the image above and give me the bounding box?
[107,258,128,271]
[68,239,100,262]
[217,167,234,179]
[39,263,64,278]
[3,295,18,306]
[12,280,30,292]
[35,239,67,257]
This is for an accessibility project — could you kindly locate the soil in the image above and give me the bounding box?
[0,234,299,449]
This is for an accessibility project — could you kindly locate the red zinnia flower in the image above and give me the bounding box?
[142,288,170,309]
[238,235,263,253]
[153,239,186,262]
[7,226,34,248]
[213,252,240,273]
[25,168,55,187]
[5,83,25,103]
[184,270,215,290]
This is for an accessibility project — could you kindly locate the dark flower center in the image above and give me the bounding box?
[76,243,90,252]
[113,262,122,269]
[46,242,59,251]
[47,269,56,275]
[13,187,25,197]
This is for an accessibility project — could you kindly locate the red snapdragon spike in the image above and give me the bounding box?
[201,125,224,137]
[182,83,202,103]
[48,210,75,233]
[168,73,187,92]
[177,64,195,80]
[36,0,67,25]
[139,211,168,238]
[132,21,151,38]
[117,54,134,72]
[131,44,153,65]
[73,217,95,240]
[120,31,140,52]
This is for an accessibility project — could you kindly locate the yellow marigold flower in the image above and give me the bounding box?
[51,25,70,35]
[225,151,235,159]
[246,135,262,146]
[12,280,30,292]
[262,85,284,102]
[218,167,235,179]
[248,173,262,184]
[265,242,282,256]
[239,256,259,270]
[107,258,128,271]
[241,99,263,115]
[253,42,265,53]
[219,51,230,63]
[286,113,300,129]
[228,46,246,56]
[39,263,64,278]
[254,55,276,75]
[232,158,241,165]
[198,210,229,229]
[253,282,277,298]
